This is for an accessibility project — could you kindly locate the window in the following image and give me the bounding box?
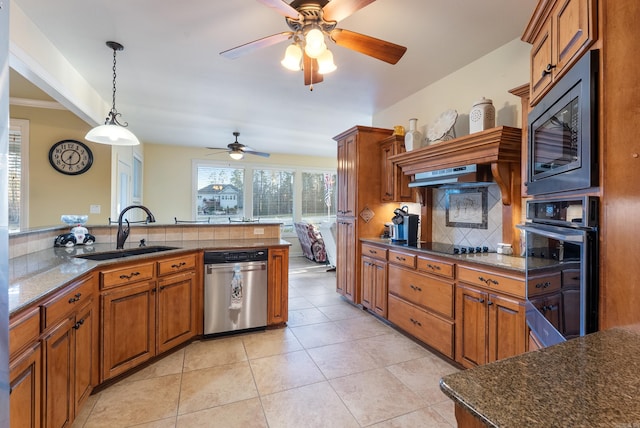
[9,119,29,232]
[193,161,336,231]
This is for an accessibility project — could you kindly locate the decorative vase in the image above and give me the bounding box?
[404,118,422,151]
[469,97,496,134]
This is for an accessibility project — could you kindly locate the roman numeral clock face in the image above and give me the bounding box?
[48,140,94,175]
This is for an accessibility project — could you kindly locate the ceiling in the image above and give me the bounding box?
[10,0,536,158]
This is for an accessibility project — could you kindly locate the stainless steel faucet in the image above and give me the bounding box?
[116,205,156,249]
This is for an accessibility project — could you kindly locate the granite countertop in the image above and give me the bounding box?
[9,238,290,315]
[440,326,640,427]
[360,237,562,273]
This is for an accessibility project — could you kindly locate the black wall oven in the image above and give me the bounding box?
[518,197,598,347]
[526,49,599,196]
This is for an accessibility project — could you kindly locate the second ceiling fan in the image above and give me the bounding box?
[220,0,407,88]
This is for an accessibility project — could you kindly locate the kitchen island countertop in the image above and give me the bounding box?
[440,325,640,427]
[9,239,290,315]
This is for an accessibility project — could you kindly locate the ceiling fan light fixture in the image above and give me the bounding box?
[317,49,337,74]
[85,41,140,146]
[281,43,303,71]
[229,151,244,160]
[304,28,326,58]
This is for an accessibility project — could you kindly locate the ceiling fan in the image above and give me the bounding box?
[220,0,407,88]
[208,132,271,160]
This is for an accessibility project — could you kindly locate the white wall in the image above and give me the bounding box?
[373,38,530,141]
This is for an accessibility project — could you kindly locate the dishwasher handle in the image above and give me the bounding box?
[206,262,267,275]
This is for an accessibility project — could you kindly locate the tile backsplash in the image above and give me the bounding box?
[431,184,503,250]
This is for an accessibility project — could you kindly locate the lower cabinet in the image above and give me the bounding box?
[157,271,197,354]
[361,256,388,318]
[268,247,289,326]
[336,217,357,302]
[9,343,41,428]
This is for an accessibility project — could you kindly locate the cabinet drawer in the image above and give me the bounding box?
[361,243,387,261]
[100,262,155,290]
[388,249,416,269]
[388,265,454,318]
[42,275,95,329]
[388,295,454,359]
[417,256,454,279]
[9,306,40,359]
[528,271,562,297]
[157,253,197,277]
[458,266,525,298]
[562,269,581,288]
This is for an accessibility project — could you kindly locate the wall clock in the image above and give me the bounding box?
[48,139,94,175]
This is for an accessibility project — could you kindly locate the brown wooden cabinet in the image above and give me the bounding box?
[361,243,388,317]
[524,0,597,104]
[334,126,395,304]
[268,247,289,326]
[380,135,413,202]
[456,265,526,368]
[9,342,41,428]
[100,252,200,381]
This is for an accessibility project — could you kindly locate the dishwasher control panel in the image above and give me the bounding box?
[204,249,268,264]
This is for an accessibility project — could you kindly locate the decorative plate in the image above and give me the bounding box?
[427,109,458,142]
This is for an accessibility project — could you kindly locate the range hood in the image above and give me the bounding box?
[408,164,493,187]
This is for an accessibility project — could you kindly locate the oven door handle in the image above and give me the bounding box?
[518,224,585,243]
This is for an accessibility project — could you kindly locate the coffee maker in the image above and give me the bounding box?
[391,207,419,246]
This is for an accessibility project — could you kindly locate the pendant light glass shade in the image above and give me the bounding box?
[86,41,140,146]
[229,151,244,160]
[281,44,302,71]
[85,123,140,146]
[317,49,337,74]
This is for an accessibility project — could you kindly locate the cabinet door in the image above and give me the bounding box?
[336,218,356,302]
[101,281,156,381]
[380,140,395,202]
[456,285,488,368]
[554,0,595,75]
[372,259,387,318]
[10,343,41,428]
[73,301,97,415]
[530,18,553,102]
[268,247,289,326]
[43,316,75,428]
[157,271,197,354]
[488,293,526,363]
[337,134,357,216]
[361,257,375,310]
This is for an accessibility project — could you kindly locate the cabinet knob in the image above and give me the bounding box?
[542,63,557,76]
[68,293,82,303]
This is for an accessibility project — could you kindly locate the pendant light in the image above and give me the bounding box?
[85,41,140,146]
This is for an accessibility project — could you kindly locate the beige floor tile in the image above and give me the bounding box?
[261,382,359,428]
[287,307,331,327]
[307,342,379,379]
[295,283,335,296]
[430,400,457,427]
[288,296,315,310]
[303,291,347,307]
[289,321,350,348]
[386,356,459,404]
[70,393,100,428]
[336,315,395,340]
[287,287,303,298]
[330,368,427,426]
[242,328,303,360]
[316,302,368,321]
[250,350,325,395]
[129,417,178,428]
[370,407,454,427]
[120,348,185,384]
[182,337,247,372]
[176,398,267,428]
[357,333,431,366]
[84,375,181,428]
[178,361,257,415]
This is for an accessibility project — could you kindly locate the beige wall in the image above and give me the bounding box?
[373,38,530,139]
[143,144,337,224]
[10,105,112,227]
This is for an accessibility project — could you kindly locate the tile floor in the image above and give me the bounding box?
[72,256,460,427]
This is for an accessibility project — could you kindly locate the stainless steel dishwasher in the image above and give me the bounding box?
[203,249,268,336]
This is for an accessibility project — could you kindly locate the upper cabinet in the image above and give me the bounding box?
[523,0,597,105]
[380,135,413,202]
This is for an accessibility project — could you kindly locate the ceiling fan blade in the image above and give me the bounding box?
[329,28,407,64]
[303,53,324,86]
[322,0,376,22]
[256,0,300,19]
[220,32,293,59]
[243,149,271,158]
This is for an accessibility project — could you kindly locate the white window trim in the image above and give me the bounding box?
[9,118,29,231]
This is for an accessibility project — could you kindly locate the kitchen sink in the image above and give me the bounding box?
[75,246,179,261]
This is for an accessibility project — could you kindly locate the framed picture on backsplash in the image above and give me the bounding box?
[445,187,488,229]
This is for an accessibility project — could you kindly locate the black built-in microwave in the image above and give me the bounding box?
[526,49,599,196]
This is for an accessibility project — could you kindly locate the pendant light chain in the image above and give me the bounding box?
[104,41,128,127]
[111,47,118,115]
